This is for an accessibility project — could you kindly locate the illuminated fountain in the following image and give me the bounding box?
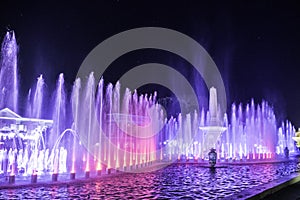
[199,87,227,158]
[0,31,297,185]
[164,93,296,162]
[0,31,18,112]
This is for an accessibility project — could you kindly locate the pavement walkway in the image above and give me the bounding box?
[262,181,300,200]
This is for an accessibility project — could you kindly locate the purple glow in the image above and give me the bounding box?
[0,31,296,185]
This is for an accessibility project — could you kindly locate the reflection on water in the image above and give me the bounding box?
[0,162,299,199]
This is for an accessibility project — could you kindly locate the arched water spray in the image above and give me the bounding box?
[0,31,297,183]
[50,128,78,174]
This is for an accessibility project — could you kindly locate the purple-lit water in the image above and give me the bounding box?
[0,162,299,199]
[0,31,18,113]
[164,99,295,161]
[0,30,297,190]
[52,73,66,146]
[31,75,44,119]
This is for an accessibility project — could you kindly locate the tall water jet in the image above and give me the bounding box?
[51,73,66,148]
[70,78,81,174]
[0,31,298,186]
[80,72,96,175]
[32,75,44,118]
[132,90,139,166]
[112,81,120,169]
[106,83,113,170]
[95,78,104,173]
[199,87,227,155]
[209,87,218,125]
[0,31,18,112]
[122,88,131,168]
[26,89,32,117]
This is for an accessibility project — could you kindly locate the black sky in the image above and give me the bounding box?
[0,1,300,126]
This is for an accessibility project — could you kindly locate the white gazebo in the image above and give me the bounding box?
[0,108,53,137]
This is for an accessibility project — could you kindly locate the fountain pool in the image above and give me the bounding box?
[0,161,300,199]
[0,30,297,191]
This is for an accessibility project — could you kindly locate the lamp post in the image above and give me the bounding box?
[208,148,217,167]
[284,147,289,158]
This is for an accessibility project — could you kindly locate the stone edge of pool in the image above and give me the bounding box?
[0,162,171,189]
[224,173,300,200]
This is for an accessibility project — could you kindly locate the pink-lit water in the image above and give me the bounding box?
[0,31,296,183]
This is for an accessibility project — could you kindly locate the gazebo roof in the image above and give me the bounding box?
[0,108,53,125]
[0,108,22,118]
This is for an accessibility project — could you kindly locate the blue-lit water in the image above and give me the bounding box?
[0,161,299,199]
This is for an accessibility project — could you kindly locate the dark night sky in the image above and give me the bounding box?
[0,1,300,126]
